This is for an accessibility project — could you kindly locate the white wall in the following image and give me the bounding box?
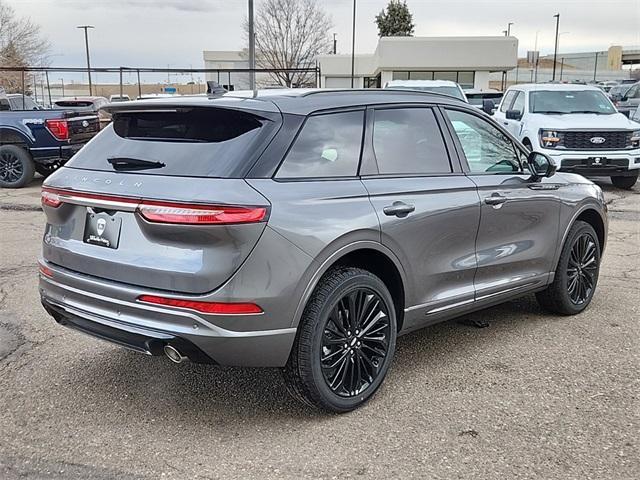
[324,77,364,88]
[474,71,490,89]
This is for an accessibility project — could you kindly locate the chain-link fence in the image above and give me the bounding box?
[0,65,322,107]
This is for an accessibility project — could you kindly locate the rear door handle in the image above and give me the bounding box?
[383,201,415,218]
[484,194,508,206]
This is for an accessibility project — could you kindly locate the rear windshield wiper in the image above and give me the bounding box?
[107,157,166,171]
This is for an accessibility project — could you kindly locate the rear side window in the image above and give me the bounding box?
[276,111,363,179]
[65,108,275,178]
[372,108,450,175]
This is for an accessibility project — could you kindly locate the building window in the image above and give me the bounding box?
[364,74,381,88]
[392,71,409,81]
[390,71,475,89]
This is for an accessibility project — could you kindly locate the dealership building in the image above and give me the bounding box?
[317,36,518,90]
[203,36,517,91]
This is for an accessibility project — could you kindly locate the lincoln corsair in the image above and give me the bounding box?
[39,90,607,412]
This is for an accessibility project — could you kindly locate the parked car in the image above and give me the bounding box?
[384,79,468,102]
[39,90,607,412]
[608,83,632,102]
[613,81,640,118]
[53,96,111,128]
[5,93,43,110]
[494,83,640,189]
[109,94,131,103]
[0,91,100,188]
[464,88,503,114]
[596,81,619,93]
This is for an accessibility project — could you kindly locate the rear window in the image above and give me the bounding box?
[55,101,94,108]
[65,108,276,178]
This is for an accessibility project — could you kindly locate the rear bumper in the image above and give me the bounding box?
[38,262,297,367]
[30,143,86,163]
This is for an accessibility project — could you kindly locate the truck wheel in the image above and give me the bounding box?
[0,145,35,189]
[610,174,637,190]
[283,267,397,412]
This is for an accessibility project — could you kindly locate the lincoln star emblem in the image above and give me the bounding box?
[590,136,606,144]
[96,218,106,236]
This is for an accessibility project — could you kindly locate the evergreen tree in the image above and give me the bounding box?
[375,0,415,37]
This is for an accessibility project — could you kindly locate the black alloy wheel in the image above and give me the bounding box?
[320,288,391,397]
[0,149,24,184]
[567,232,598,305]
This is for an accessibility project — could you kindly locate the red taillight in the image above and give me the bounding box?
[41,188,62,208]
[137,295,263,315]
[39,188,267,225]
[39,264,54,278]
[137,202,267,225]
[45,119,69,141]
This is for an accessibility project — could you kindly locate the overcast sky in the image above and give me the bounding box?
[7,0,640,70]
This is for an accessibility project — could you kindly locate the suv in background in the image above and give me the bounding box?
[40,90,607,412]
[494,83,640,189]
[109,94,131,103]
[384,80,468,102]
[614,81,640,118]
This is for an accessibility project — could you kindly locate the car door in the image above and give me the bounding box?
[361,105,481,331]
[501,90,525,138]
[492,89,517,125]
[442,107,562,302]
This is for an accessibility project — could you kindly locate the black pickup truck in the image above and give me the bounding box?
[0,92,100,188]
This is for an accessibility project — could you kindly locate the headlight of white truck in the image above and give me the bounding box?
[539,129,564,148]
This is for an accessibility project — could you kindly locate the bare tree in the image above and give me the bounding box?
[0,0,51,92]
[245,0,332,88]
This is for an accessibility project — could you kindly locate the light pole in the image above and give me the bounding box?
[59,78,65,97]
[333,33,337,54]
[351,0,356,88]
[507,22,514,36]
[248,0,255,90]
[77,25,95,95]
[552,14,560,81]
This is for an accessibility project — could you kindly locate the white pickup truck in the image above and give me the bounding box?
[493,83,640,189]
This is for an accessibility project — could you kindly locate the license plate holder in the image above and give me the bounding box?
[83,212,122,249]
[587,157,608,166]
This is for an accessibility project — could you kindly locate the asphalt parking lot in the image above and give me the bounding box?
[0,177,638,480]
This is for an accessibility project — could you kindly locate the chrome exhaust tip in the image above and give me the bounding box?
[163,344,185,364]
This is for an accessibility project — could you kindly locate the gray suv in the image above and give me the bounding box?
[39,90,607,412]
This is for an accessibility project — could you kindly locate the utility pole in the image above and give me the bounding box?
[59,78,65,97]
[77,25,95,95]
[552,14,560,81]
[248,0,256,90]
[333,33,337,54]
[351,0,356,88]
[593,52,599,82]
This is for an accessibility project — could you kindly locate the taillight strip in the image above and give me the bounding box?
[41,187,268,225]
[137,295,263,315]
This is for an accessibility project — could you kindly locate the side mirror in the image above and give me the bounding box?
[528,151,556,179]
[505,109,522,121]
[482,99,495,115]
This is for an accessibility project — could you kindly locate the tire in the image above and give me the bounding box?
[610,174,637,190]
[536,221,601,315]
[0,145,35,189]
[35,161,62,178]
[283,267,397,412]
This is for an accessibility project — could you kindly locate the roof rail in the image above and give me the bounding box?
[299,88,468,102]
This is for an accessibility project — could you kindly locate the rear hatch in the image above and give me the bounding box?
[64,113,101,143]
[42,101,281,294]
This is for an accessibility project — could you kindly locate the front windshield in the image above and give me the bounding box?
[529,90,616,114]
[388,85,465,100]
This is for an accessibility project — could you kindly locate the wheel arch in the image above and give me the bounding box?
[0,127,31,147]
[554,205,607,271]
[292,241,408,332]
